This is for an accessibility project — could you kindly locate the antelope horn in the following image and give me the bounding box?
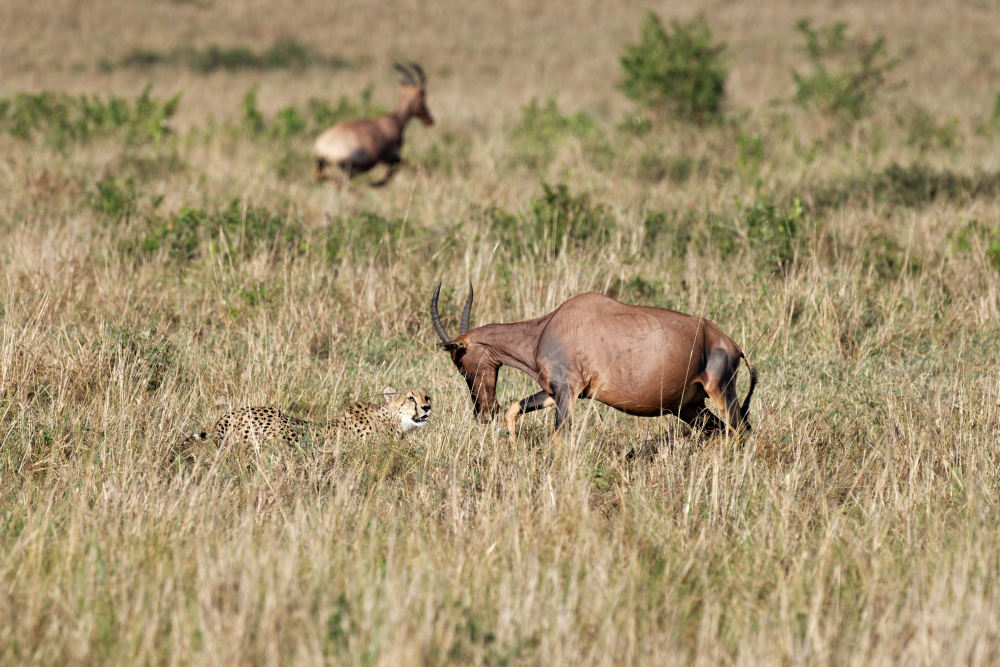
[459,282,474,334]
[393,61,416,85]
[410,62,426,86]
[430,280,452,343]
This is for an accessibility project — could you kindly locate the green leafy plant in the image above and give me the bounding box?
[323,210,425,264]
[240,86,379,140]
[486,183,615,257]
[619,12,726,121]
[898,104,959,153]
[510,97,608,168]
[0,85,180,150]
[808,164,1000,211]
[644,194,803,273]
[737,194,803,273]
[791,19,898,122]
[952,220,1000,270]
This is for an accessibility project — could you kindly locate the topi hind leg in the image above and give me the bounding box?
[550,382,580,446]
[314,157,329,181]
[678,402,726,434]
[701,348,747,434]
[371,160,401,188]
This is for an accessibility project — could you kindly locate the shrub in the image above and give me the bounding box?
[419,130,472,176]
[510,97,608,168]
[619,12,726,122]
[113,196,304,262]
[241,86,266,135]
[90,175,139,221]
[642,210,692,258]
[643,195,803,273]
[486,183,616,257]
[791,18,898,122]
[0,85,180,150]
[739,195,802,273]
[952,220,1000,270]
[736,131,765,175]
[530,183,614,245]
[240,86,379,140]
[323,211,417,264]
[899,104,959,153]
[159,200,302,260]
[810,164,1000,211]
[858,233,921,278]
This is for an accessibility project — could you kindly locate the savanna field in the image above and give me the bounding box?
[2,0,1000,663]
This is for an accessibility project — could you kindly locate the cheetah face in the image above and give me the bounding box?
[386,388,432,433]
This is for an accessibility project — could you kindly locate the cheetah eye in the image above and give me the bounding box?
[408,396,417,404]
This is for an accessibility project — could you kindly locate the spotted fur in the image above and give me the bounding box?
[188,387,432,448]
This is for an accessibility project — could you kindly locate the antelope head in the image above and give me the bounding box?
[430,281,499,421]
[394,61,434,126]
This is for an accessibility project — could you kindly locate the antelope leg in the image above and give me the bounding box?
[504,391,555,444]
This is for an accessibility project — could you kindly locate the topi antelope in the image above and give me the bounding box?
[431,282,757,443]
[313,61,433,187]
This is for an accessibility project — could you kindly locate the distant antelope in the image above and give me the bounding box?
[313,62,433,187]
[431,282,757,443]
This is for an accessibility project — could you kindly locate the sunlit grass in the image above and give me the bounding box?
[2,0,1000,663]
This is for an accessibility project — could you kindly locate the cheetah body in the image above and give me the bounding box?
[191,387,432,447]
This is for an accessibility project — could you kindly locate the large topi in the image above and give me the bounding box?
[313,61,433,187]
[431,282,757,442]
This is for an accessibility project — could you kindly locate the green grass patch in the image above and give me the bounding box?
[484,182,616,257]
[103,38,355,73]
[509,97,610,169]
[0,85,179,150]
[808,163,1000,210]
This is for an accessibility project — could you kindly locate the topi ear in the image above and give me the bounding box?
[438,341,464,352]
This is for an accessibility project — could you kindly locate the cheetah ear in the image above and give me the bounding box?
[381,386,398,401]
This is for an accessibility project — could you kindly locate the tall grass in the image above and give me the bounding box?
[2,0,1000,663]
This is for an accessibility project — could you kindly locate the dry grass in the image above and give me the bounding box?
[2,0,1000,663]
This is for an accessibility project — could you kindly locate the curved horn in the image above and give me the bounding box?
[430,280,452,343]
[410,62,427,86]
[393,62,416,85]
[459,282,474,334]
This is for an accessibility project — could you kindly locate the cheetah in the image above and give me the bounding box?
[187,387,432,449]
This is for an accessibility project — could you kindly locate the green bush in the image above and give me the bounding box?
[740,194,802,274]
[791,18,898,122]
[241,86,379,140]
[808,164,1000,211]
[90,175,139,221]
[899,104,959,153]
[486,183,615,257]
[952,220,1000,270]
[0,85,179,150]
[323,211,421,264]
[510,97,608,168]
[642,210,691,258]
[643,195,803,274]
[145,200,303,261]
[104,192,304,262]
[858,233,921,278]
[619,12,726,121]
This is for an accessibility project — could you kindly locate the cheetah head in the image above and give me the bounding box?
[383,387,432,433]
